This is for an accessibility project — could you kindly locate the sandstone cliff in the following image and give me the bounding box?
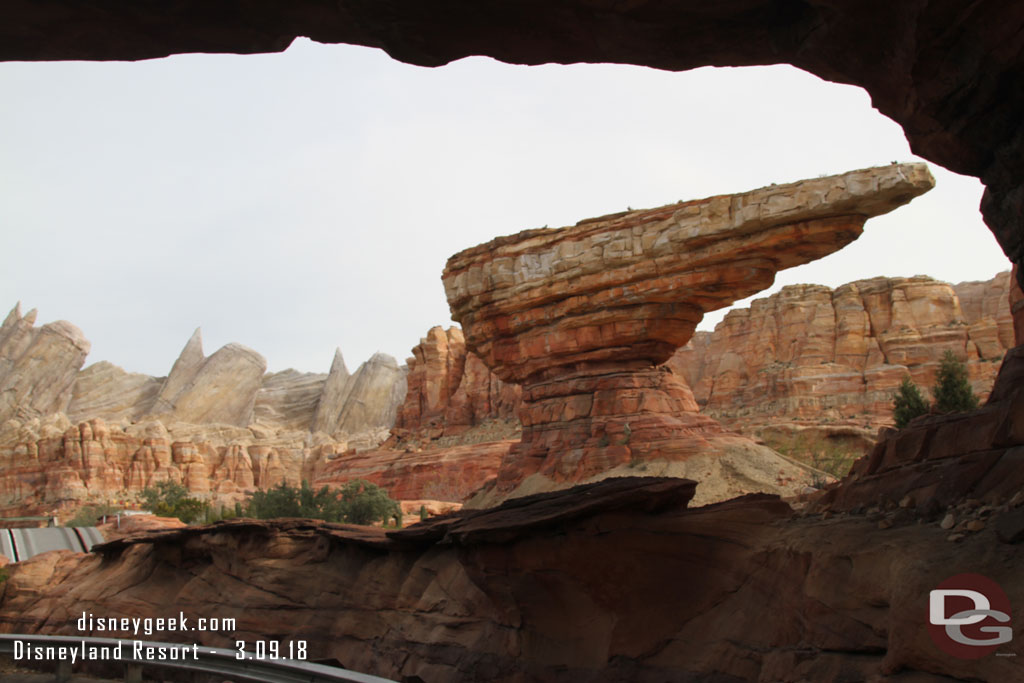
[389,326,520,446]
[671,273,1015,444]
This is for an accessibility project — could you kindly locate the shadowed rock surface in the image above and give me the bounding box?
[1,476,1021,682]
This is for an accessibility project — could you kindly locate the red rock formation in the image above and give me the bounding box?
[443,165,933,499]
[0,417,342,518]
[2,476,1023,682]
[672,273,1015,435]
[817,344,1024,514]
[315,440,514,502]
[390,326,519,444]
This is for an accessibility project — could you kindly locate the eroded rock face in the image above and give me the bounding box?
[67,361,163,424]
[3,476,1022,682]
[0,416,344,516]
[442,165,934,496]
[390,326,520,444]
[254,368,327,432]
[672,273,1015,436]
[0,304,90,424]
[146,331,266,427]
[817,344,1024,514]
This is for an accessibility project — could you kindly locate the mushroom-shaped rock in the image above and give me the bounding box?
[442,164,935,490]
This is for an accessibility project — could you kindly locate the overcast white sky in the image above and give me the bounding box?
[0,39,1011,377]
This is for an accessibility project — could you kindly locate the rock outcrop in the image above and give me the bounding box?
[145,330,266,427]
[3,476,1023,682]
[0,312,409,517]
[671,273,1015,440]
[253,368,327,432]
[67,361,163,424]
[0,303,90,424]
[390,326,520,445]
[816,343,1024,515]
[442,165,934,501]
[310,349,351,435]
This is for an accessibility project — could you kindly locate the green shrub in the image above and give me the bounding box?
[892,376,929,428]
[244,480,400,526]
[932,350,979,414]
[141,481,209,524]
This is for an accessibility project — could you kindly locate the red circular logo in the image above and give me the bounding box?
[927,573,1012,659]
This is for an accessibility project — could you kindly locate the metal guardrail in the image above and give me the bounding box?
[0,526,106,563]
[0,634,396,683]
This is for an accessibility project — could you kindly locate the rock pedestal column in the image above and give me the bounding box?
[442,164,935,493]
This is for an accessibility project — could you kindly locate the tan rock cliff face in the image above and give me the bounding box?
[0,303,90,424]
[146,330,267,427]
[671,272,1014,434]
[441,165,934,502]
[67,361,163,424]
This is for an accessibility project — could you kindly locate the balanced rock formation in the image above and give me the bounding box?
[671,272,1015,445]
[443,165,934,500]
[0,303,90,424]
[4,476,1023,682]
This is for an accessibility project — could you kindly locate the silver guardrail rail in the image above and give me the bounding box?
[0,634,397,683]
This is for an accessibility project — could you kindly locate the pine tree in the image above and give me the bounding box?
[932,350,979,414]
[893,375,929,428]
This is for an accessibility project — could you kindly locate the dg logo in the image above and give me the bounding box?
[928,573,1013,659]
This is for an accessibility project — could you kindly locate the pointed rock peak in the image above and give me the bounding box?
[2,302,21,329]
[23,308,37,325]
[178,327,204,361]
[329,347,350,378]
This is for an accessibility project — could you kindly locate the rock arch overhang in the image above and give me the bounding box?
[3,1,1022,284]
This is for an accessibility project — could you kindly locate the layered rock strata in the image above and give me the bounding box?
[389,326,520,445]
[672,272,1015,437]
[442,165,934,497]
[0,310,408,516]
[816,343,1024,515]
[3,476,1023,682]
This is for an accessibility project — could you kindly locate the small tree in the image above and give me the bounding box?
[893,376,929,428]
[932,350,979,414]
[338,480,402,526]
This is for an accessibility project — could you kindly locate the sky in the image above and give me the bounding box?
[0,39,1011,378]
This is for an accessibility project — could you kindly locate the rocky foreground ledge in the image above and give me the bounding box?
[1,475,1021,682]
